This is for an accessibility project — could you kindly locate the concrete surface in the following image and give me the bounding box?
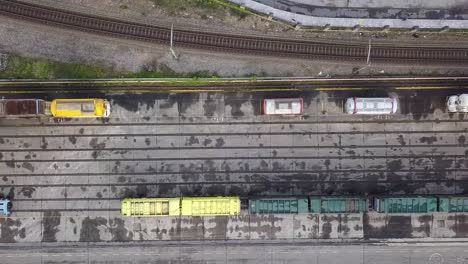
[1,241,468,264]
[0,89,468,243]
[289,0,467,9]
[257,0,468,19]
[229,0,468,29]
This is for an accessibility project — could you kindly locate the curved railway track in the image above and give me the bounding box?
[1,0,468,65]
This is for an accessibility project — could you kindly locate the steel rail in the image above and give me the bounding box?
[1,0,468,65]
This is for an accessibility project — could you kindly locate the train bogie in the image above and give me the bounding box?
[249,198,309,214]
[181,197,240,216]
[372,197,438,214]
[0,99,50,118]
[263,98,303,115]
[439,197,468,213]
[121,198,181,217]
[0,198,12,216]
[310,197,367,214]
[345,97,397,115]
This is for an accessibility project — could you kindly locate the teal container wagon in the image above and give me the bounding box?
[309,197,367,213]
[373,197,437,213]
[438,197,468,213]
[249,198,309,214]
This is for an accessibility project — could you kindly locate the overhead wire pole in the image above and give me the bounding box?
[170,23,178,59]
[353,39,372,74]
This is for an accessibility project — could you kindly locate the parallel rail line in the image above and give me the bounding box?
[1,0,468,65]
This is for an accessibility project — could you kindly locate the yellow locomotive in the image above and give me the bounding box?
[51,98,110,118]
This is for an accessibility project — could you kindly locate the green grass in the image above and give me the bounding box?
[0,55,214,80]
[151,0,220,13]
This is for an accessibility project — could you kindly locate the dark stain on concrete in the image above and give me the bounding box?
[109,218,133,241]
[419,136,437,144]
[397,135,406,146]
[203,97,218,117]
[364,214,412,239]
[117,176,127,183]
[0,152,3,160]
[145,138,151,146]
[42,211,61,242]
[21,162,34,172]
[248,214,282,240]
[91,151,99,159]
[18,187,35,198]
[89,138,106,149]
[433,157,453,170]
[112,94,156,112]
[449,214,468,237]
[215,137,225,148]
[68,136,77,145]
[2,176,7,182]
[24,154,31,160]
[224,100,244,117]
[185,136,199,146]
[0,138,4,144]
[202,138,212,146]
[80,217,107,242]
[96,192,103,199]
[0,218,23,242]
[142,116,150,121]
[6,161,15,168]
[458,135,466,145]
[23,142,30,148]
[416,215,432,237]
[387,159,402,171]
[40,137,48,150]
[78,128,84,135]
[151,226,169,240]
[206,216,228,240]
[136,185,149,198]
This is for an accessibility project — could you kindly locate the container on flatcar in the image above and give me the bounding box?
[263,98,303,115]
[447,94,468,113]
[249,198,309,214]
[309,197,367,214]
[0,99,50,118]
[439,197,468,213]
[371,197,437,214]
[345,97,397,115]
[51,98,110,118]
[0,198,12,216]
[180,197,240,216]
[121,198,181,217]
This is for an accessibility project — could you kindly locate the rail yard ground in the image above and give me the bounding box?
[1,87,468,246]
[3,3,468,79]
[0,242,468,264]
[1,242,468,264]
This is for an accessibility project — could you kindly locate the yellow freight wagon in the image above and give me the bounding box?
[180,197,241,216]
[51,98,110,118]
[121,198,181,217]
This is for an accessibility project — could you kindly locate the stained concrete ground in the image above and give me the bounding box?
[255,0,468,19]
[1,88,468,243]
[1,242,467,264]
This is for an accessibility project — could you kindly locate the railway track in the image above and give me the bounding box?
[1,92,467,214]
[1,0,468,65]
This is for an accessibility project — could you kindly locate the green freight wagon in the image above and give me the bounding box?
[439,197,468,213]
[249,198,309,214]
[309,197,367,213]
[373,197,437,213]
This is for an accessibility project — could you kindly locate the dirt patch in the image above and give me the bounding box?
[80,217,107,242]
[42,211,61,242]
[18,187,35,198]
